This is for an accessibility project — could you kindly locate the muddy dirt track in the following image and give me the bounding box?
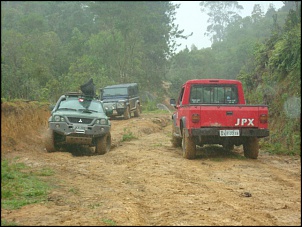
[1,110,301,226]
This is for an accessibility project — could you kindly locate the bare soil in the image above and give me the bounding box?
[1,103,301,226]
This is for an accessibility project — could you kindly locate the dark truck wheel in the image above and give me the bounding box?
[171,124,182,147]
[123,106,131,120]
[134,104,140,117]
[95,133,111,155]
[243,137,259,159]
[182,128,196,159]
[45,129,57,152]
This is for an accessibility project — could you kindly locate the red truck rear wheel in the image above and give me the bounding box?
[182,129,196,159]
[171,124,182,147]
[243,137,259,159]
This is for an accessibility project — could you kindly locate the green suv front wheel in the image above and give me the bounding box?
[95,133,111,155]
[44,129,57,152]
[123,106,131,120]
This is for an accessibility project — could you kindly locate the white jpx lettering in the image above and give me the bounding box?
[235,118,254,126]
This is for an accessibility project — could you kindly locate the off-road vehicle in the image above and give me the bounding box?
[100,83,142,120]
[44,79,112,154]
[170,79,269,160]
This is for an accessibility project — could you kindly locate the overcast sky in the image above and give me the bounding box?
[173,1,284,52]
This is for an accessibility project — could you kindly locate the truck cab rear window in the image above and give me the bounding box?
[190,85,238,104]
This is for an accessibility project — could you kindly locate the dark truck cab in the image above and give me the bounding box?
[170,79,269,159]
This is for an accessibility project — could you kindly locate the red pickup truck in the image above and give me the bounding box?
[170,79,269,159]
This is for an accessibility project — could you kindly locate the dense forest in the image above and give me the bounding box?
[1,1,301,154]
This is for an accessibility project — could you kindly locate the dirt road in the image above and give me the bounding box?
[1,111,301,226]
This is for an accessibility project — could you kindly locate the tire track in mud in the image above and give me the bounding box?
[118,127,301,226]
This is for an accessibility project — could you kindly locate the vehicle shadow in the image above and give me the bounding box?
[108,116,125,121]
[59,144,96,157]
[195,145,245,160]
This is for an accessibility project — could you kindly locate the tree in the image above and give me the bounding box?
[251,4,264,23]
[199,1,243,44]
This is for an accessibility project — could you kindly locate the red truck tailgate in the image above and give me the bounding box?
[196,105,268,128]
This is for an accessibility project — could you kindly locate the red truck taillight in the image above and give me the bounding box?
[191,113,200,123]
[260,114,268,124]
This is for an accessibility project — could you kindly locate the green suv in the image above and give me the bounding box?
[44,92,111,154]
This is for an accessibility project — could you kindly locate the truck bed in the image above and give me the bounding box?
[187,104,268,128]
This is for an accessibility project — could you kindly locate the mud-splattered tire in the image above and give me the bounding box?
[45,129,57,152]
[243,137,259,159]
[95,133,111,155]
[123,106,131,120]
[134,104,140,117]
[182,128,196,159]
[171,124,182,147]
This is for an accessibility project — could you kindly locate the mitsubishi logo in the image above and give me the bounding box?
[78,119,82,123]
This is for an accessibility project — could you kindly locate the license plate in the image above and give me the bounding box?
[75,129,85,134]
[74,125,86,133]
[74,126,85,129]
[220,130,240,137]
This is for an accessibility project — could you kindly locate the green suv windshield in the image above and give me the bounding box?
[58,98,105,113]
[103,88,128,96]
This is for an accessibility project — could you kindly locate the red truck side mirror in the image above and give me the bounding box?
[170,98,177,109]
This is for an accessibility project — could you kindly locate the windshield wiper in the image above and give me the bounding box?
[78,109,97,113]
[58,108,76,111]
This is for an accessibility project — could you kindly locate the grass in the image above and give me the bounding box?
[102,219,117,226]
[121,128,137,141]
[68,187,80,195]
[88,203,103,209]
[260,139,301,156]
[143,108,172,115]
[1,219,19,226]
[1,158,54,210]
[151,143,163,147]
[1,158,119,226]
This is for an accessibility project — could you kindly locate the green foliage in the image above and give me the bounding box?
[142,100,158,112]
[1,158,54,210]
[1,220,19,226]
[122,128,137,142]
[102,219,117,226]
[1,1,184,102]
[268,24,301,82]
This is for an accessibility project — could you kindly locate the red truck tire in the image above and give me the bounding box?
[171,124,182,147]
[182,128,196,159]
[243,137,259,159]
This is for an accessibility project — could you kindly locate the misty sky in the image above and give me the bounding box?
[173,1,284,52]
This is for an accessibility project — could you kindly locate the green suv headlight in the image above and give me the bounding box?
[96,119,107,125]
[54,115,65,122]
